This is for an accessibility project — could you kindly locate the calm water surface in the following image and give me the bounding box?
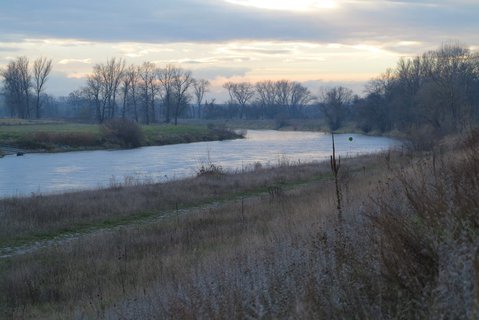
[0,130,401,197]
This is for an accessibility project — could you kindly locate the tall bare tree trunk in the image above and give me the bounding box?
[33,57,53,119]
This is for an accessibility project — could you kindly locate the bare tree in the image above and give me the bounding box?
[289,82,312,109]
[86,58,125,123]
[425,44,476,130]
[138,62,157,124]
[33,57,53,119]
[172,68,194,125]
[18,57,32,119]
[223,81,236,105]
[320,86,354,130]
[120,65,139,120]
[364,68,395,97]
[1,61,22,117]
[361,43,479,133]
[273,80,312,112]
[255,80,276,119]
[255,79,311,118]
[274,80,292,107]
[224,82,255,119]
[193,79,210,119]
[1,57,32,118]
[68,89,93,120]
[101,58,125,120]
[157,64,176,123]
[130,66,140,122]
[85,70,104,122]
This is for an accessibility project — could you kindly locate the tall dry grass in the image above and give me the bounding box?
[0,179,344,319]
[0,151,397,318]
[0,159,339,245]
[1,131,477,319]
[363,130,479,318]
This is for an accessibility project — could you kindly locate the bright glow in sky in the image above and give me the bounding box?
[0,0,477,100]
[225,0,338,11]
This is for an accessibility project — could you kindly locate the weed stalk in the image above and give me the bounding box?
[330,132,342,221]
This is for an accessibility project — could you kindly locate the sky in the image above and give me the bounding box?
[1,0,478,100]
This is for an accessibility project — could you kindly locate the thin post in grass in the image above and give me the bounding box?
[241,196,245,223]
[330,132,343,221]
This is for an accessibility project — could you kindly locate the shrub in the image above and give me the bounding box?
[364,129,479,317]
[196,163,224,177]
[101,118,145,148]
[274,114,291,129]
[406,124,442,151]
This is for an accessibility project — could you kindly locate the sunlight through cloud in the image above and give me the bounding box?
[58,58,92,65]
[224,0,338,11]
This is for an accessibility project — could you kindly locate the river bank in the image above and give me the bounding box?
[0,130,400,197]
[0,120,242,154]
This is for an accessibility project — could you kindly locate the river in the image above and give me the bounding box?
[0,130,401,197]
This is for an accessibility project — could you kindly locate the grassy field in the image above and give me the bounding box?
[0,119,242,152]
[0,156,371,250]
[0,122,100,140]
[0,150,390,318]
[0,130,477,319]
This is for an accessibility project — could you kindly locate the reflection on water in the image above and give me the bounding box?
[0,130,401,197]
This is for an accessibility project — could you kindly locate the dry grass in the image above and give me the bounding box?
[0,157,346,247]
[0,131,477,319]
[363,129,479,318]
[0,122,242,152]
[0,175,344,318]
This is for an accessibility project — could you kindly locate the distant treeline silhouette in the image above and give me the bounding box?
[1,43,478,136]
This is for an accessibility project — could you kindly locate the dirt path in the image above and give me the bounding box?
[0,169,328,259]
[0,195,260,259]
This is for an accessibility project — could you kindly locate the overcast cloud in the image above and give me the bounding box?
[0,0,478,97]
[2,0,477,44]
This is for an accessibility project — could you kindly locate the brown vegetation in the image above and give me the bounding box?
[101,118,145,148]
[1,131,478,319]
[0,157,341,247]
[21,131,101,150]
[0,121,243,153]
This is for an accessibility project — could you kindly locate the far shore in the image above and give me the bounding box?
[0,119,244,155]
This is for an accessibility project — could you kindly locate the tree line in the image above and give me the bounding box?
[69,59,202,124]
[1,43,479,135]
[356,43,479,134]
[68,60,315,124]
[0,57,53,119]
